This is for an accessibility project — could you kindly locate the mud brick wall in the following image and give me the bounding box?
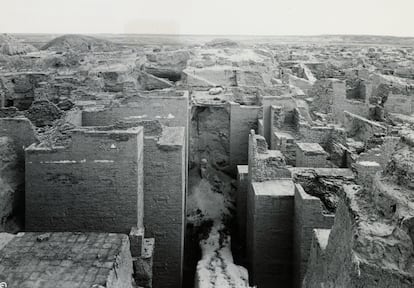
[190,104,230,171]
[293,184,334,288]
[343,111,387,142]
[143,127,186,288]
[295,143,328,168]
[1,72,50,110]
[303,184,414,288]
[384,93,413,115]
[287,74,313,94]
[229,102,261,173]
[236,165,249,251]
[302,229,331,288]
[0,118,39,220]
[357,136,400,169]
[296,153,327,168]
[260,95,296,145]
[82,91,189,129]
[0,232,133,288]
[271,131,296,165]
[270,105,285,131]
[258,119,264,137]
[25,128,144,233]
[248,132,291,183]
[133,238,155,288]
[298,123,346,153]
[331,80,370,124]
[352,161,382,188]
[246,180,294,288]
[183,67,237,87]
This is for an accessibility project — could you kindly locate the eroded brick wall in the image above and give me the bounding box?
[25,128,144,234]
[143,127,186,288]
[82,92,189,128]
[247,180,294,288]
[293,184,334,288]
[229,102,261,173]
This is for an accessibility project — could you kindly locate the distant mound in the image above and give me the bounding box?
[41,34,119,52]
[205,38,240,48]
[0,34,38,56]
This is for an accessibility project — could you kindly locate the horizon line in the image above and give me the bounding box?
[4,32,414,39]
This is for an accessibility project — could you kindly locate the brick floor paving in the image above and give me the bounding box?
[0,232,130,288]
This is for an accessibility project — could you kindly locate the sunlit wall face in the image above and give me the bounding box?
[0,0,413,36]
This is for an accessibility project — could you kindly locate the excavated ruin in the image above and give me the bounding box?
[0,33,414,288]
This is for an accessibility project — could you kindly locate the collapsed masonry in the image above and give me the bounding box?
[1,35,414,288]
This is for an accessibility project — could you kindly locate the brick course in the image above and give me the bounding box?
[25,128,144,234]
[0,232,133,288]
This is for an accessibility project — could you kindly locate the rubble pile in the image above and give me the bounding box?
[303,137,414,287]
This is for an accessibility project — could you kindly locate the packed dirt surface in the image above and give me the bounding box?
[195,224,250,288]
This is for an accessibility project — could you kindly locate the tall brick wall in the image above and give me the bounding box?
[0,118,39,222]
[293,184,334,288]
[25,128,144,234]
[229,102,261,173]
[236,165,249,253]
[82,102,188,288]
[142,126,186,288]
[246,131,294,287]
[247,180,294,288]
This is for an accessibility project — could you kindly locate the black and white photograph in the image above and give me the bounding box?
[0,1,413,287]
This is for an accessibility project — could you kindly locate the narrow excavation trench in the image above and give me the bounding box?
[184,105,251,288]
[184,166,249,288]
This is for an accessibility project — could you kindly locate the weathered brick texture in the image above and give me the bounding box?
[293,184,334,288]
[25,128,144,234]
[0,232,134,288]
[82,91,189,129]
[229,102,261,173]
[236,165,248,251]
[247,180,294,288]
[143,127,186,288]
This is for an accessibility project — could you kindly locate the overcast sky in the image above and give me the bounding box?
[0,0,413,36]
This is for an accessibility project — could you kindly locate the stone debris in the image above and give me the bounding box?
[24,99,63,127]
[208,87,224,95]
